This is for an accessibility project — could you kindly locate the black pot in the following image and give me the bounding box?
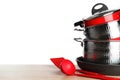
[83,39,120,64]
[74,3,120,40]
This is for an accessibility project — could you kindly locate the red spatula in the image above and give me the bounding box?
[50,57,64,69]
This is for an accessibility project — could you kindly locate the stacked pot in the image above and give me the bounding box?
[74,3,120,65]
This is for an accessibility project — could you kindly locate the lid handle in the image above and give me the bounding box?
[92,3,108,15]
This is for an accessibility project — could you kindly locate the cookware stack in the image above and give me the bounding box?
[74,3,120,75]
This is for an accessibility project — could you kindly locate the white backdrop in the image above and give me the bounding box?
[0,0,120,64]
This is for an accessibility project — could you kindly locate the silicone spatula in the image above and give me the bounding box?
[50,57,64,69]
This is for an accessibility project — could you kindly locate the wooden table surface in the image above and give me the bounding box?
[0,65,119,80]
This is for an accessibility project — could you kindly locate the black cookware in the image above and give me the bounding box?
[74,38,120,64]
[74,3,120,40]
[74,3,120,75]
[83,39,120,64]
[77,57,120,75]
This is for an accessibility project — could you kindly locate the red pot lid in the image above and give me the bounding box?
[84,9,120,27]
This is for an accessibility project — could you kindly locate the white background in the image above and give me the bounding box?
[0,0,120,64]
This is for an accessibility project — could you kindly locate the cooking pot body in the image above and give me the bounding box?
[85,20,120,40]
[84,40,120,64]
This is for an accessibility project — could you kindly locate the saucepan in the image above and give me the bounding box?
[74,3,120,40]
[74,38,120,64]
[84,39,120,64]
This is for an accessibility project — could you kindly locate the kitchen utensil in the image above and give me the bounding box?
[50,57,120,79]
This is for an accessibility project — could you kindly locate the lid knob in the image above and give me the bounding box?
[92,3,108,15]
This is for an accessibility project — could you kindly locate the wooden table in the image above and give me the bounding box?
[0,65,119,80]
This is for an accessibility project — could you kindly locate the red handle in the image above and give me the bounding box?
[75,73,120,80]
[76,69,105,77]
[76,69,120,80]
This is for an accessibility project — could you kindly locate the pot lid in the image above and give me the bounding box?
[84,9,120,27]
[86,9,118,21]
[74,3,120,27]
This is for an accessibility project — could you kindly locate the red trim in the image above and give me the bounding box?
[110,37,120,40]
[85,11,120,27]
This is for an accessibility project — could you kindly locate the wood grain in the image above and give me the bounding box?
[0,65,118,80]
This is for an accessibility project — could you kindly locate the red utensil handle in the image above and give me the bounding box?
[76,70,120,80]
[76,69,105,77]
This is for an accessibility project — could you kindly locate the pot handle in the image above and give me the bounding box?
[92,3,108,15]
[74,38,83,47]
[74,20,85,28]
